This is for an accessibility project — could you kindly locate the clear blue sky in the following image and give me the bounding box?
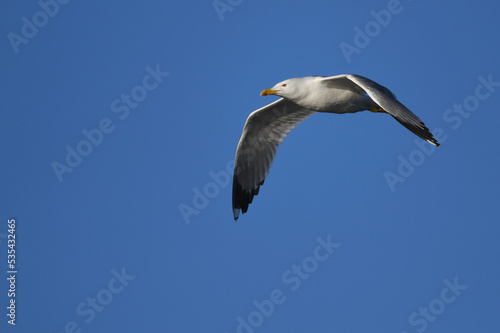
[1,0,499,332]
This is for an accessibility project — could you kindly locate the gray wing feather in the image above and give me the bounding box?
[344,74,440,147]
[233,98,316,220]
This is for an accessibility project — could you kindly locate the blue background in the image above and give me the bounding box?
[1,0,499,332]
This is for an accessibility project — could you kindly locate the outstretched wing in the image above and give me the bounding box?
[322,74,440,147]
[233,98,316,221]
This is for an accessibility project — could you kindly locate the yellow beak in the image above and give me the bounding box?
[260,88,278,96]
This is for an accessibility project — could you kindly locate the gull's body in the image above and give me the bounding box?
[232,74,440,221]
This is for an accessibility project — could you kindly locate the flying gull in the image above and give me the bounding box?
[232,74,440,221]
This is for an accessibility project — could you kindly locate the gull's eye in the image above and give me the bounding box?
[281,84,287,87]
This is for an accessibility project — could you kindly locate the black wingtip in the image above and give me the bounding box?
[232,171,265,221]
[392,116,441,149]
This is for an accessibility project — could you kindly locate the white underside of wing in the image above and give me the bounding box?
[233,98,316,220]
